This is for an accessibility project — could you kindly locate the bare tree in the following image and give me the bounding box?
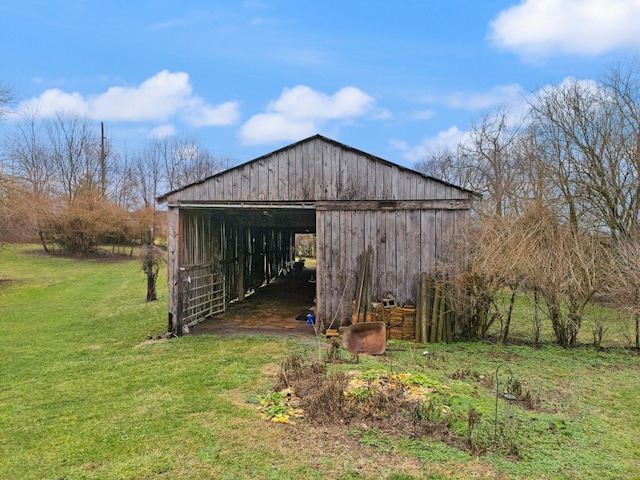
[601,58,640,240]
[134,141,165,209]
[0,81,13,120]
[530,71,640,241]
[108,149,138,210]
[518,204,602,347]
[603,237,640,349]
[162,135,229,192]
[3,108,54,198]
[452,213,528,343]
[45,112,101,201]
[415,145,477,190]
[141,243,164,301]
[459,107,526,217]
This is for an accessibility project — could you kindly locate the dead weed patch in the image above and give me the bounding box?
[266,353,467,448]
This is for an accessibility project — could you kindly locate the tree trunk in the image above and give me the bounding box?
[533,288,541,347]
[146,270,158,302]
[501,288,517,345]
[38,230,49,253]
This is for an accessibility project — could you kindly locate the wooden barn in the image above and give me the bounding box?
[157,134,476,336]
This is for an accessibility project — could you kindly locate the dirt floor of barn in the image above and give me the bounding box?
[189,267,319,337]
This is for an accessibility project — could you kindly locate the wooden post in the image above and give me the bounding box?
[237,225,246,302]
[167,206,182,336]
[175,268,184,336]
[430,282,441,343]
[420,273,429,343]
[416,278,423,343]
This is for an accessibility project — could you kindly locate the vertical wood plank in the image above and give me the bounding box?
[425,210,437,276]
[249,162,261,201]
[301,142,311,199]
[395,210,407,304]
[329,144,339,201]
[384,211,397,301]
[375,210,386,301]
[407,209,421,304]
[267,155,276,201]
[338,148,348,199]
[321,140,330,200]
[415,172,426,200]
[257,158,267,201]
[315,210,326,328]
[329,210,341,322]
[293,145,303,200]
[367,158,377,200]
[357,153,369,199]
[278,151,289,201]
[365,210,378,301]
[434,210,444,278]
[373,159,382,200]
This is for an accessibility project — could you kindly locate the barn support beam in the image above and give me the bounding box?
[167,206,183,336]
[237,224,246,302]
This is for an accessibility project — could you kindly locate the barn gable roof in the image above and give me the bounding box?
[157,134,477,204]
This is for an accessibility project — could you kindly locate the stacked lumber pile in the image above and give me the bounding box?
[370,275,454,343]
[370,303,416,341]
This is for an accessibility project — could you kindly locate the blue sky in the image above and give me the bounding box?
[2,0,640,169]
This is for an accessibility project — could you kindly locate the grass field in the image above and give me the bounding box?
[1,244,639,479]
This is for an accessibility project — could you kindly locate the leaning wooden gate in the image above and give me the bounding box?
[179,264,225,328]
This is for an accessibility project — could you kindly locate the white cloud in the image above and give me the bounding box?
[267,85,373,120]
[241,113,316,144]
[240,85,374,145]
[148,124,177,139]
[391,126,467,163]
[489,0,640,58]
[182,100,241,127]
[16,70,240,127]
[20,89,90,117]
[91,71,194,122]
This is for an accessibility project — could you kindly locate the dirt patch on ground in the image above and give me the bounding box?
[189,268,318,338]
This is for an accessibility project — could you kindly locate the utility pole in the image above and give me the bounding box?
[100,121,106,196]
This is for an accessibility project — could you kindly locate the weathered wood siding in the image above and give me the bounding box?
[162,136,470,205]
[315,205,468,329]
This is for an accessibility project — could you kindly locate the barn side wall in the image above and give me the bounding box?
[315,204,469,330]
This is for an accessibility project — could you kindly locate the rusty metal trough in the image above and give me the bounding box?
[341,321,387,355]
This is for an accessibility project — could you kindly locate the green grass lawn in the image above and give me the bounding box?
[1,244,639,479]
